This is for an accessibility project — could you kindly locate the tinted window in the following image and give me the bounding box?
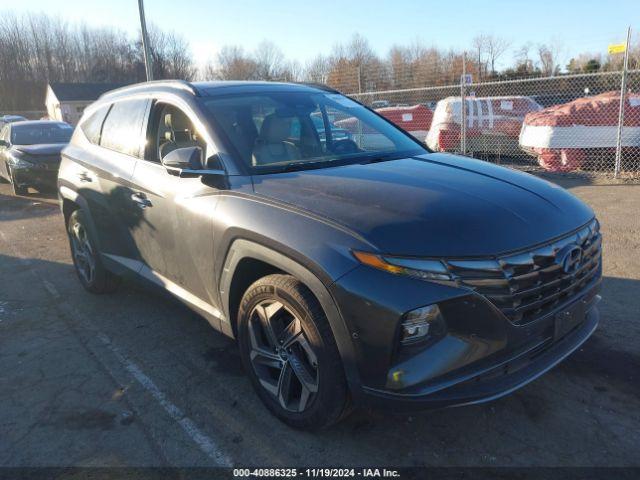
[204,91,424,173]
[81,105,110,145]
[11,123,73,145]
[101,99,149,157]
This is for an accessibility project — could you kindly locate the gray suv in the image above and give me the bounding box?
[59,80,602,429]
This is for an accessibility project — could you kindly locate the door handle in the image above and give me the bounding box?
[131,192,152,209]
[77,172,92,182]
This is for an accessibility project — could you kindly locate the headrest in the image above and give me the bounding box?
[260,114,293,143]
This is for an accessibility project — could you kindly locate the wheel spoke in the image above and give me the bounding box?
[70,222,95,283]
[254,302,282,348]
[277,362,293,409]
[287,350,318,393]
[250,347,282,369]
[278,317,302,348]
[85,256,95,282]
[298,384,311,412]
[296,335,318,370]
[248,298,319,413]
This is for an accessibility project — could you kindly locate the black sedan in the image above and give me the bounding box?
[0,120,73,195]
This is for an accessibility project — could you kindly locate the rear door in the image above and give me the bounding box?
[76,98,150,272]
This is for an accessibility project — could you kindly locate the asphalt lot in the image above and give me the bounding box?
[0,175,639,468]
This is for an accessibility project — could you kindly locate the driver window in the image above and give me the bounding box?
[148,103,206,163]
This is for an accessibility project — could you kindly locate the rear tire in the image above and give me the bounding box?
[67,209,121,294]
[238,274,351,430]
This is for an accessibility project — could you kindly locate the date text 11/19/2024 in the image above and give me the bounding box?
[233,468,401,478]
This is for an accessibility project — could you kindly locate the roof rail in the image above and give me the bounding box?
[297,82,340,94]
[100,80,199,99]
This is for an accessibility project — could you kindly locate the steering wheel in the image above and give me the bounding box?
[330,139,360,155]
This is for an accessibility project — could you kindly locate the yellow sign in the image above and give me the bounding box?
[608,43,627,54]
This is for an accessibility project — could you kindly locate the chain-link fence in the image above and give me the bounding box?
[347,68,640,178]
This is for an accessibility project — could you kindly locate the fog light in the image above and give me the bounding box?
[400,304,445,345]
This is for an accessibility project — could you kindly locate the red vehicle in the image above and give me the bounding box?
[426,96,542,155]
[519,91,640,172]
[375,104,433,140]
[336,104,433,149]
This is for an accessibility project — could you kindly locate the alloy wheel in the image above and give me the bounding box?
[247,299,319,412]
[70,221,96,285]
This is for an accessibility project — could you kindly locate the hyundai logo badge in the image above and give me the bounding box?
[558,245,583,274]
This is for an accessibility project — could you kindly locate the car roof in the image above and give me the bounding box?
[10,120,70,129]
[194,81,337,96]
[100,80,339,101]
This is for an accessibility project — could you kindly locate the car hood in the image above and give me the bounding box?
[252,153,594,257]
[14,144,66,157]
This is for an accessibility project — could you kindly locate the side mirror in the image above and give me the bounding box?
[162,146,203,172]
[161,146,226,178]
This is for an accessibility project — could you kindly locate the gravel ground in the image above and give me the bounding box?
[0,174,638,468]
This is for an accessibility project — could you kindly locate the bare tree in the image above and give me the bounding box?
[513,42,536,76]
[472,34,488,81]
[145,27,196,80]
[304,54,331,84]
[253,41,286,80]
[485,34,511,75]
[0,13,199,110]
[537,42,562,76]
[208,45,258,80]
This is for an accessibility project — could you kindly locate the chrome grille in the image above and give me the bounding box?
[443,220,602,325]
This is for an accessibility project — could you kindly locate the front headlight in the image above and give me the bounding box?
[352,251,452,281]
[8,151,34,169]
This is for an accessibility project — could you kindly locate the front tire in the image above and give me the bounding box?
[238,274,350,430]
[67,209,120,294]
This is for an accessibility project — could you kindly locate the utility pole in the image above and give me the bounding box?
[138,0,153,81]
[614,26,631,178]
[460,52,467,155]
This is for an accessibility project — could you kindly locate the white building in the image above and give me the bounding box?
[45,83,128,126]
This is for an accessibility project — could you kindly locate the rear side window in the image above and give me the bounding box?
[100,99,149,157]
[80,105,110,145]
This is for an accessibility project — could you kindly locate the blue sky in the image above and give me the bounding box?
[11,0,639,68]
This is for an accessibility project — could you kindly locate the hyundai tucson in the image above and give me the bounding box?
[58,81,602,429]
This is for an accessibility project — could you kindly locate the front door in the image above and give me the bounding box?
[129,101,221,309]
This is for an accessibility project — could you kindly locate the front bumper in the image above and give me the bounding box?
[12,166,58,188]
[362,298,599,411]
[330,264,601,410]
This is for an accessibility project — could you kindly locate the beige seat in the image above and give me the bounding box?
[252,114,300,166]
[159,112,200,160]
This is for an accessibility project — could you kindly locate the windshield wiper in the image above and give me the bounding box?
[267,152,409,174]
[357,152,406,164]
[281,160,333,172]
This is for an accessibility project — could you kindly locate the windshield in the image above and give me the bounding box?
[11,123,73,145]
[203,91,426,173]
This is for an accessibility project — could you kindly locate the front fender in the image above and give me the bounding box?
[219,239,364,400]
